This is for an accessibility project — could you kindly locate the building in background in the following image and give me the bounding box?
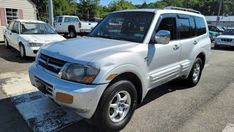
[0,0,37,41]
[205,16,234,28]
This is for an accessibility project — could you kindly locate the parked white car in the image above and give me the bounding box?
[3,20,66,58]
[55,15,98,37]
[29,7,211,131]
[214,28,234,48]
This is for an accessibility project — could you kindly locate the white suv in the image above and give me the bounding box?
[29,7,211,131]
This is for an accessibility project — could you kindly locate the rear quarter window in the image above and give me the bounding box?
[194,16,207,36]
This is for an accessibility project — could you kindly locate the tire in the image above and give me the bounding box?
[19,44,26,58]
[68,29,76,38]
[92,80,138,132]
[4,37,9,48]
[184,58,203,87]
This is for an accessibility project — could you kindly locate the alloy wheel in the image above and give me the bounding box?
[108,90,131,123]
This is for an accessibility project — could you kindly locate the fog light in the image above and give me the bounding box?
[56,92,73,104]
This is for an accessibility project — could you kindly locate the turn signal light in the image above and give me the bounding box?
[56,92,73,104]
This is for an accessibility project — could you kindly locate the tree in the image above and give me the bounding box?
[77,0,100,20]
[108,0,135,12]
[32,0,234,21]
[53,0,77,16]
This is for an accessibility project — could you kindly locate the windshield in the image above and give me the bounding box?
[89,12,154,43]
[223,29,234,35]
[21,22,56,34]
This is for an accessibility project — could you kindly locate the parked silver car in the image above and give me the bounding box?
[29,7,211,131]
[214,28,234,48]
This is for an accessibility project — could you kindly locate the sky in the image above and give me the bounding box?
[77,0,158,6]
[100,0,157,5]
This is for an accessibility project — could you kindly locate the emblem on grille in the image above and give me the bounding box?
[45,58,50,67]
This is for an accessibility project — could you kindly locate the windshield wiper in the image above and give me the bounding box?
[94,35,113,39]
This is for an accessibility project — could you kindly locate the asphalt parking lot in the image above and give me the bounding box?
[1,42,234,132]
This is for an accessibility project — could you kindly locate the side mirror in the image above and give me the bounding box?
[155,30,171,44]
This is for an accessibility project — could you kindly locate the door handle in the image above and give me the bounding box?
[173,45,180,50]
[193,40,198,45]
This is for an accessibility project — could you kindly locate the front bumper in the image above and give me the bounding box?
[28,63,108,118]
[215,42,234,47]
[25,46,40,57]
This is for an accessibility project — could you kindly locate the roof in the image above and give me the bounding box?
[114,9,158,13]
[15,19,45,23]
[56,15,78,18]
[112,8,204,17]
[206,16,234,22]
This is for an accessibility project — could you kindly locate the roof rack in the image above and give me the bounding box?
[164,6,201,14]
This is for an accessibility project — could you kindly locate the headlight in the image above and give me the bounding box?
[215,38,221,42]
[29,43,43,47]
[60,63,100,84]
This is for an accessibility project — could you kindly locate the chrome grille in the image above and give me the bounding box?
[221,38,233,42]
[38,53,66,74]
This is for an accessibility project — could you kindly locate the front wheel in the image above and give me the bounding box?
[92,80,137,132]
[4,37,9,48]
[19,44,26,58]
[184,58,203,87]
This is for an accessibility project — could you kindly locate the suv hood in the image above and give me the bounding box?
[20,34,66,44]
[40,37,138,63]
[217,35,234,39]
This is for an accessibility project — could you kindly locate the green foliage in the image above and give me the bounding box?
[108,0,135,12]
[32,0,234,21]
[53,0,77,16]
[138,0,234,16]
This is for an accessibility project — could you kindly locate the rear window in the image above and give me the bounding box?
[194,17,207,36]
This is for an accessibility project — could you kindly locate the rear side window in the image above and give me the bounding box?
[64,17,79,22]
[177,16,190,39]
[194,17,207,36]
[58,17,63,23]
[7,21,14,30]
[189,16,196,37]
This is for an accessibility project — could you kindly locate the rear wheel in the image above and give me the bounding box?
[92,80,137,132]
[19,44,26,58]
[183,58,203,87]
[68,29,76,38]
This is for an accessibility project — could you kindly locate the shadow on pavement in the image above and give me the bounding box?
[139,79,193,108]
[0,45,34,63]
[58,120,101,132]
[0,97,31,132]
[60,80,193,132]
[211,46,234,51]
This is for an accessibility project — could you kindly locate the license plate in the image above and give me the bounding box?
[35,78,47,94]
[34,77,52,94]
